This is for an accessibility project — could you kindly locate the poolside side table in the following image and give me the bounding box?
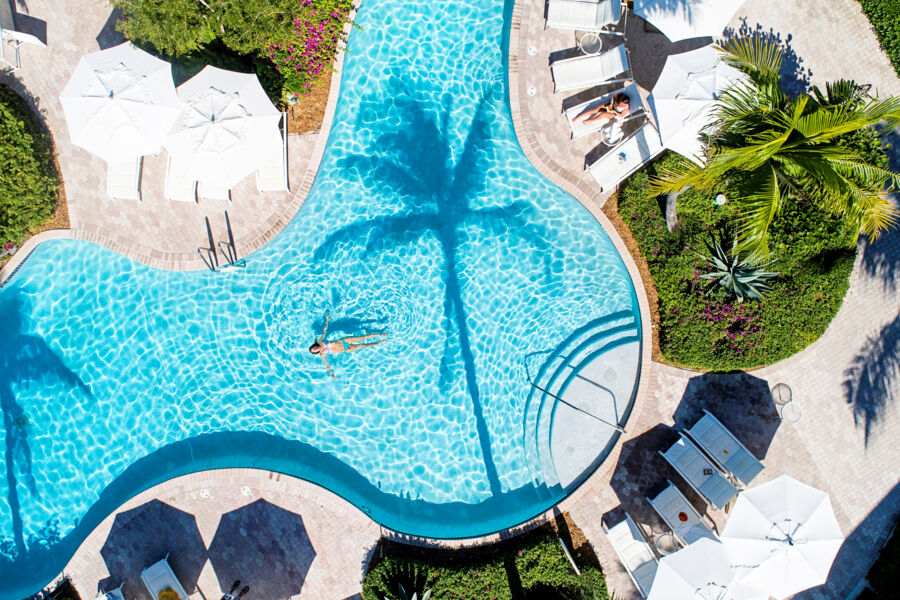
[772,383,801,423]
[655,531,678,556]
[578,32,603,55]
[781,401,802,424]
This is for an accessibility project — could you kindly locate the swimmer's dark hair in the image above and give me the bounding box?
[309,343,320,354]
[613,92,630,106]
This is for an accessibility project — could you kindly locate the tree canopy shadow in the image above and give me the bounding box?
[208,499,315,600]
[722,20,812,96]
[312,76,564,495]
[0,287,93,558]
[844,310,900,446]
[671,371,780,461]
[99,499,206,600]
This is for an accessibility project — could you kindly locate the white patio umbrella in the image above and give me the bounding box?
[647,44,744,165]
[722,475,845,599]
[648,538,763,600]
[165,65,281,188]
[60,42,181,162]
[634,0,746,43]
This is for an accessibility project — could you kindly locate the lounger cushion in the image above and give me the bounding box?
[547,0,621,31]
[588,125,663,191]
[661,436,737,509]
[688,412,764,485]
[648,483,718,545]
[605,515,658,597]
[551,45,628,92]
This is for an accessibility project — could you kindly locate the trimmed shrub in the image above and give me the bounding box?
[362,534,609,600]
[617,152,858,371]
[858,0,900,76]
[0,85,59,248]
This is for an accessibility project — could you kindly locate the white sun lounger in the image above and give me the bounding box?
[564,82,643,139]
[551,44,629,93]
[1,0,46,72]
[257,113,289,192]
[141,556,189,600]
[587,124,664,191]
[107,157,142,201]
[659,434,738,510]
[164,156,197,203]
[603,512,659,597]
[198,181,231,201]
[94,584,124,600]
[546,0,623,33]
[685,409,764,486]
[646,480,719,546]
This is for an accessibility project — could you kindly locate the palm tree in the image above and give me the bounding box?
[649,36,900,256]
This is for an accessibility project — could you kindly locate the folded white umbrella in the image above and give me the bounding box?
[722,475,845,599]
[647,44,744,165]
[648,538,763,600]
[165,65,282,189]
[60,42,181,162]
[634,0,745,43]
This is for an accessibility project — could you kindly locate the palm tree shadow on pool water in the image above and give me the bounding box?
[0,288,93,558]
[313,77,563,496]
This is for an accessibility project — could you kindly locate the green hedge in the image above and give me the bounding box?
[362,533,609,600]
[858,1,900,76]
[617,153,857,371]
[0,85,58,248]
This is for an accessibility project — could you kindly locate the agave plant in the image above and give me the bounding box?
[393,583,431,600]
[701,237,779,302]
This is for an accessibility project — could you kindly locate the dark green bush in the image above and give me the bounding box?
[0,85,59,248]
[858,0,900,76]
[362,534,609,600]
[618,152,858,370]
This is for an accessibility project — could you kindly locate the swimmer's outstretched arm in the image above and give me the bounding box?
[321,354,335,378]
[321,314,330,340]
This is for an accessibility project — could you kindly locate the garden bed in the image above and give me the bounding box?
[858,0,900,76]
[0,84,65,267]
[363,516,609,600]
[613,153,856,371]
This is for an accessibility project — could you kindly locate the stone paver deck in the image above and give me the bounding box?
[511,1,900,599]
[2,0,343,272]
[62,469,380,600]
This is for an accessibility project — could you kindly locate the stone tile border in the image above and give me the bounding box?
[0,228,73,287]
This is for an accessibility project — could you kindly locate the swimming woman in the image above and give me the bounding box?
[309,314,388,378]
[572,92,631,123]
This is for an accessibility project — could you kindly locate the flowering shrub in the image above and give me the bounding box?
[266,0,354,98]
[618,153,855,370]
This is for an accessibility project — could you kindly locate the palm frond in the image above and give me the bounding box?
[717,37,783,91]
[731,166,786,256]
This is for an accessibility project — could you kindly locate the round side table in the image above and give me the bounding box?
[781,401,802,424]
[579,32,603,55]
[655,532,679,556]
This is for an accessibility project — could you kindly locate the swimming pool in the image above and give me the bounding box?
[0,0,641,596]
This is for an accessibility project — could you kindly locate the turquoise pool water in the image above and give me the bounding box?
[0,0,640,596]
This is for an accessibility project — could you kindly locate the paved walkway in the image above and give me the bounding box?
[62,469,380,600]
[510,1,900,599]
[2,0,342,272]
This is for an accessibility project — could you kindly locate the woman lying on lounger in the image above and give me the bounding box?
[309,314,388,378]
[573,92,631,123]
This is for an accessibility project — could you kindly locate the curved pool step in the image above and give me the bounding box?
[522,310,639,487]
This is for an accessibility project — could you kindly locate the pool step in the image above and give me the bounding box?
[522,310,639,488]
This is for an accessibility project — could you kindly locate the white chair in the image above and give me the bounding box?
[564,82,644,139]
[550,44,629,93]
[164,156,197,202]
[586,123,664,191]
[94,583,124,600]
[546,0,623,33]
[646,480,719,546]
[659,434,738,510]
[198,181,231,201]
[1,0,45,72]
[685,409,764,486]
[141,556,189,600]
[603,512,659,597]
[257,112,289,192]
[106,157,142,201]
